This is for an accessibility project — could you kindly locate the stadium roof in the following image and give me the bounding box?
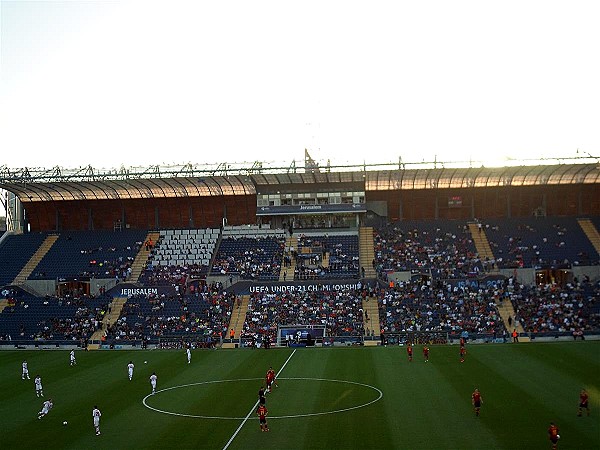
[0,176,255,203]
[0,162,598,203]
[366,163,600,190]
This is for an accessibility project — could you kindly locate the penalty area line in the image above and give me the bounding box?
[222,348,297,450]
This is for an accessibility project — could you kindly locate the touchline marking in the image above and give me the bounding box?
[222,348,296,450]
[142,377,383,420]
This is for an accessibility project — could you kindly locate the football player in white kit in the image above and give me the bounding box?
[186,346,191,364]
[150,372,157,394]
[92,405,101,435]
[38,398,53,419]
[70,350,76,366]
[22,360,30,379]
[127,361,134,381]
[34,375,44,397]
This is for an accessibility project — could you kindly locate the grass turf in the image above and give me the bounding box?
[1,341,599,449]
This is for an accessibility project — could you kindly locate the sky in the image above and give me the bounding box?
[0,0,599,175]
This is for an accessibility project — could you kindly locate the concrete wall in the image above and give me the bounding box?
[366,201,388,217]
[572,266,600,283]
[90,279,118,296]
[498,268,535,285]
[387,271,413,283]
[498,266,599,285]
[23,280,56,297]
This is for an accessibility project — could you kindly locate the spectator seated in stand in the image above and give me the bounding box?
[509,279,600,334]
[240,288,365,344]
[0,289,108,343]
[211,236,285,281]
[28,230,147,281]
[105,283,235,345]
[376,279,507,340]
[294,233,360,280]
[484,217,599,269]
[373,220,483,281]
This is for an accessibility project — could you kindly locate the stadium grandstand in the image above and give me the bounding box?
[0,155,599,348]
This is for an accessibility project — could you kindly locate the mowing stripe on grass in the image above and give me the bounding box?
[222,349,296,450]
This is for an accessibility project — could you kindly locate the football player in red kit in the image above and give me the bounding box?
[578,389,590,417]
[266,367,277,393]
[472,388,482,416]
[257,404,269,432]
[548,422,560,449]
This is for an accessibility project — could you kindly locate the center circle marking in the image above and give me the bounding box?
[142,377,383,419]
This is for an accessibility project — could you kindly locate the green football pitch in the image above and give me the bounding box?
[1,342,599,449]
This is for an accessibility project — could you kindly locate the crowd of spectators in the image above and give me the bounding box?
[373,221,485,280]
[105,285,235,343]
[211,237,285,280]
[139,263,210,294]
[293,234,360,280]
[377,279,507,338]
[509,279,600,334]
[80,244,139,280]
[0,290,108,342]
[327,239,360,275]
[2,278,600,345]
[2,219,600,346]
[483,219,597,269]
[157,339,215,349]
[294,263,359,280]
[35,300,106,341]
[30,240,142,281]
[240,289,365,343]
[293,234,326,280]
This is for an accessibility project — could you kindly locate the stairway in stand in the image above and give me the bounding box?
[279,236,298,281]
[467,222,498,274]
[88,297,128,349]
[0,299,9,314]
[496,298,529,342]
[362,296,380,346]
[577,218,600,255]
[359,227,377,278]
[321,249,330,268]
[128,231,161,282]
[222,295,250,348]
[12,234,59,285]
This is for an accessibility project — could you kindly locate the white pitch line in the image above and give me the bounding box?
[222,348,297,450]
[142,377,383,420]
